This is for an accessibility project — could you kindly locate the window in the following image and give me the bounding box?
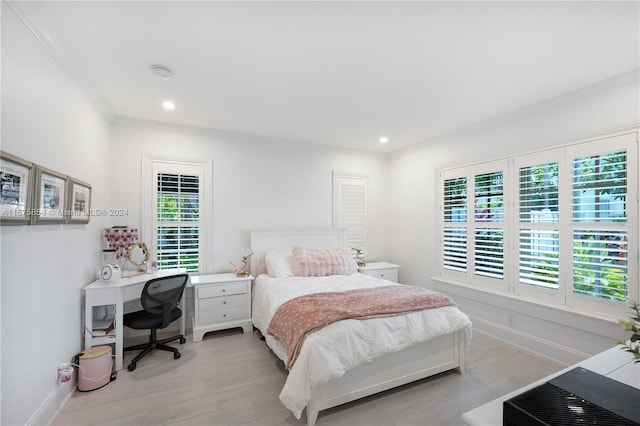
[569,143,631,306]
[518,161,560,286]
[443,176,467,272]
[156,172,200,271]
[333,173,368,258]
[440,133,638,315]
[143,156,212,274]
[441,160,508,292]
[474,170,505,280]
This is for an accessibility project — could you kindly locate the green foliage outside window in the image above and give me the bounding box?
[573,236,627,302]
[157,173,200,272]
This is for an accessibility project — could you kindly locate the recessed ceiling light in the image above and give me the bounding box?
[162,100,175,110]
[379,137,389,144]
[151,64,173,80]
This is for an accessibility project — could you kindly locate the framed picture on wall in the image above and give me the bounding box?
[32,166,67,224]
[66,177,91,224]
[0,151,35,225]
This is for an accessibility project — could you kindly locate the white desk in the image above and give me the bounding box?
[462,345,640,425]
[84,268,187,371]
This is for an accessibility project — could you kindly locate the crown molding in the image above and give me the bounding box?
[6,1,115,122]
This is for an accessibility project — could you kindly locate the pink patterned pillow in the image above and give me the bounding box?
[292,246,358,277]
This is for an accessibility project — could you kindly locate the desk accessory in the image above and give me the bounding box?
[100,263,120,281]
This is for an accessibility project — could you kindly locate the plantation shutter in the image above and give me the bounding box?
[153,165,203,273]
[443,176,467,272]
[333,174,367,257]
[571,149,628,302]
[473,170,504,279]
[439,132,637,314]
[517,160,560,290]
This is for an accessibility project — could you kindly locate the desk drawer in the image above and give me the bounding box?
[199,294,246,312]
[197,282,247,299]
[199,307,247,325]
[121,282,146,302]
[86,287,118,306]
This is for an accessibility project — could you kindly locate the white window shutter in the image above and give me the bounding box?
[333,173,368,256]
[439,132,637,315]
[142,155,212,274]
[517,159,560,291]
[571,148,630,303]
[442,176,468,272]
[473,170,505,279]
[151,162,205,273]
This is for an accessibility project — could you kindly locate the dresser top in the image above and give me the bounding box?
[190,273,254,285]
[358,262,400,271]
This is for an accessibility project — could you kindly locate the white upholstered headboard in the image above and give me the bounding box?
[250,227,345,277]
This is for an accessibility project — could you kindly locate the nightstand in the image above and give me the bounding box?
[190,273,253,342]
[357,262,400,283]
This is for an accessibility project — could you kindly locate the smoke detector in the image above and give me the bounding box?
[151,65,172,80]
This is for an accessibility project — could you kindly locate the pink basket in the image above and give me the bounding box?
[78,346,113,391]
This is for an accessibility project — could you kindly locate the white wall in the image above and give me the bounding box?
[2,1,636,423]
[110,117,390,274]
[387,70,640,364]
[1,5,112,425]
[109,119,390,341]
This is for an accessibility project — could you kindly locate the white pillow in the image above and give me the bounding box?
[265,251,294,278]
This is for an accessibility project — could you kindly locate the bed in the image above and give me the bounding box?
[250,228,472,426]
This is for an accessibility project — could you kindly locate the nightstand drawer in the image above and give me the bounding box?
[199,294,247,312]
[365,269,398,282]
[197,282,247,299]
[199,307,247,325]
[358,262,400,283]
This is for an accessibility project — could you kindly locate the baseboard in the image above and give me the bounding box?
[26,380,75,426]
[470,315,589,366]
[433,279,625,364]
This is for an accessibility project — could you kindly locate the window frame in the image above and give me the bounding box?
[440,159,509,293]
[565,135,638,314]
[512,147,566,305]
[142,154,213,274]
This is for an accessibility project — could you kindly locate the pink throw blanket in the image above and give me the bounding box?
[267,285,456,369]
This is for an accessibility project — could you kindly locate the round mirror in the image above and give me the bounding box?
[126,242,150,268]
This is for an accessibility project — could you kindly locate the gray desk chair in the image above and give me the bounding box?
[123,273,189,371]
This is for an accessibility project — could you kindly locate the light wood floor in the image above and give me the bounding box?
[52,330,565,426]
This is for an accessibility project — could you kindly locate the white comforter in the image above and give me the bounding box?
[252,273,472,419]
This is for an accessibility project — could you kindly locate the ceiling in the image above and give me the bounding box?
[11,1,640,153]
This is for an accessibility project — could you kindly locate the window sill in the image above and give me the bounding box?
[432,276,623,337]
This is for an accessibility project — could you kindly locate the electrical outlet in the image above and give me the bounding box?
[58,362,73,384]
[508,314,515,327]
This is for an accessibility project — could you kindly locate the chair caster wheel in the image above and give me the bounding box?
[174,352,181,360]
[127,362,136,371]
[180,337,186,344]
